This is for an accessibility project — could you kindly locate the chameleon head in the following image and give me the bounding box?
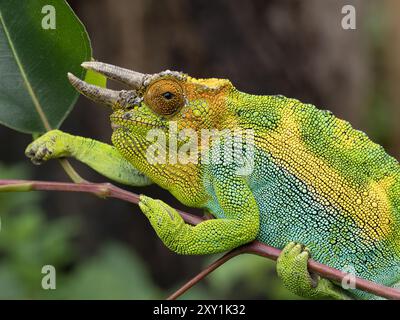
[68,61,235,184]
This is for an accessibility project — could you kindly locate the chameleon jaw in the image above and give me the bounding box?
[110,112,166,131]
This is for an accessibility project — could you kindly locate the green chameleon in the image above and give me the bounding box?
[25,61,400,299]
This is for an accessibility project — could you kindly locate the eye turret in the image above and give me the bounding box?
[144,79,185,116]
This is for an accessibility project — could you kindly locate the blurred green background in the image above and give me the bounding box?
[0,0,399,299]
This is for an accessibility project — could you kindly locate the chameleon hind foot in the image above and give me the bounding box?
[276,242,351,300]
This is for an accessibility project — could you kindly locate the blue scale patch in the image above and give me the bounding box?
[202,147,400,299]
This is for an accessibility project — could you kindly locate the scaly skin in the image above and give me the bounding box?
[25,62,400,299]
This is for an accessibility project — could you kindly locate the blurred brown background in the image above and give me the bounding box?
[0,0,399,299]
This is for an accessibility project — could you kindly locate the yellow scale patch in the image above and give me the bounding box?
[186,77,232,90]
[258,110,394,241]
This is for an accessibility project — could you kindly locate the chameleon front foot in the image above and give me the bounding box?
[25,130,69,165]
[276,242,351,300]
[138,193,259,255]
[138,195,187,253]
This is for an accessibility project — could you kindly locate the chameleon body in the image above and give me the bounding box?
[26,62,400,299]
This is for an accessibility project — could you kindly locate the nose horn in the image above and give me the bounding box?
[67,72,120,107]
[80,61,147,89]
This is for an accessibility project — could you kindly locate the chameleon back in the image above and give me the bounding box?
[207,93,400,299]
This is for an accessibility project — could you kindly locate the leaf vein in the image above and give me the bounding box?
[0,10,51,131]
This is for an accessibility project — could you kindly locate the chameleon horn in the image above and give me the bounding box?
[67,72,120,107]
[80,61,147,89]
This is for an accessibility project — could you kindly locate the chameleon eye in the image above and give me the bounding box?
[144,79,185,116]
[163,92,174,100]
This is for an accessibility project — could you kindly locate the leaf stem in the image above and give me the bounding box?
[58,159,87,183]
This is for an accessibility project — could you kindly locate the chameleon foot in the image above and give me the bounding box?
[276,242,351,299]
[25,130,69,165]
[138,195,186,253]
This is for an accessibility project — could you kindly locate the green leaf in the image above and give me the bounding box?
[84,68,107,88]
[0,0,91,134]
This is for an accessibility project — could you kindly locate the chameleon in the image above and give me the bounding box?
[25,61,400,299]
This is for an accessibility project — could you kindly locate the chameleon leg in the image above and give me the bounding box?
[138,174,260,255]
[276,242,352,299]
[138,195,256,254]
[25,129,152,186]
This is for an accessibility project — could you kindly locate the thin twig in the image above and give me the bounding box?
[0,179,399,300]
[167,241,400,300]
[58,159,87,183]
[167,249,245,300]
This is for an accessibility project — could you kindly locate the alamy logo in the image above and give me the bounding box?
[341,265,356,290]
[145,122,255,176]
[341,5,356,30]
[41,265,56,290]
[41,5,56,30]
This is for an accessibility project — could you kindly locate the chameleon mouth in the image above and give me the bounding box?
[111,119,165,131]
[111,123,123,130]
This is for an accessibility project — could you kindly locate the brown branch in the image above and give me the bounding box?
[168,241,400,300]
[0,179,399,300]
[167,248,245,300]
